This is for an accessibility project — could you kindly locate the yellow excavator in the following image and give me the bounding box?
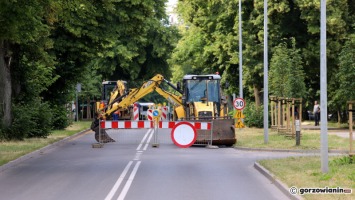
[91,74,236,146]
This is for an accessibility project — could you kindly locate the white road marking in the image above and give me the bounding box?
[106,129,153,199]
[136,129,152,151]
[143,130,154,150]
[104,161,133,200]
[133,152,142,161]
[117,161,142,200]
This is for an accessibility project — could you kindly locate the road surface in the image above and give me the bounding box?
[0,128,296,200]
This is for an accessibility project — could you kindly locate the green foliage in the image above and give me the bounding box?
[243,102,265,128]
[171,0,238,85]
[10,101,53,140]
[173,0,355,112]
[2,0,355,139]
[51,104,72,130]
[269,39,306,98]
[330,156,355,166]
[0,120,5,141]
[332,35,355,106]
[1,0,177,139]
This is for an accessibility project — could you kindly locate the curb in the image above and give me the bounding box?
[254,162,303,200]
[0,129,92,173]
[234,147,350,154]
[301,127,347,131]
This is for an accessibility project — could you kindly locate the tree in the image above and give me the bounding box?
[171,0,355,111]
[295,0,355,109]
[269,40,306,98]
[171,0,239,87]
[43,0,179,126]
[331,35,355,122]
[0,0,56,128]
[1,0,178,138]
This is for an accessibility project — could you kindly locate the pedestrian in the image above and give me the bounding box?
[294,106,299,120]
[313,101,320,126]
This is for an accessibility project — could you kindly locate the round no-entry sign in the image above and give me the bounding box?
[171,122,197,148]
[233,98,246,110]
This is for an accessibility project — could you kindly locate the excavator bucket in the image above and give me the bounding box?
[94,129,115,143]
[91,118,115,143]
[195,118,236,146]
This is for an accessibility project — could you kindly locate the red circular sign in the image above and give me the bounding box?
[171,122,197,148]
[233,98,246,110]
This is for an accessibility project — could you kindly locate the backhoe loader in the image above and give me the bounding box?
[91,74,236,146]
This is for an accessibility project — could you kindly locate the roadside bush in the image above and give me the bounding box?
[243,102,265,128]
[10,101,53,139]
[0,120,5,140]
[31,102,53,137]
[51,104,71,130]
[10,103,34,139]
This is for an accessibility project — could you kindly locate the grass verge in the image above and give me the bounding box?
[0,121,91,166]
[236,126,354,199]
[259,156,354,200]
[235,127,350,151]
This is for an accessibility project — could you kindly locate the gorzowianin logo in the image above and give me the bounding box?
[289,186,298,195]
[289,186,352,195]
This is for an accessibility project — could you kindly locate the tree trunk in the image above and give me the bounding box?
[0,40,13,128]
[253,84,261,108]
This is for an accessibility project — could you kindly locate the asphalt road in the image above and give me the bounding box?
[0,128,297,200]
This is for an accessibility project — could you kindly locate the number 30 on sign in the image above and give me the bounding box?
[233,98,246,110]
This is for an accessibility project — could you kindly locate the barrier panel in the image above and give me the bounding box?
[133,104,139,121]
[98,120,212,146]
[147,109,153,121]
[160,106,168,121]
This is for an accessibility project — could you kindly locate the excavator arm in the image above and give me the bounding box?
[104,80,126,112]
[155,87,182,107]
[99,74,182,119]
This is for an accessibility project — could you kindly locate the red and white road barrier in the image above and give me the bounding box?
[100,120,211,130]
[147,109,153,121]
[159,121,211,130]
[133,104,139,121]
[160,106,168,121]
[100,120,153,129]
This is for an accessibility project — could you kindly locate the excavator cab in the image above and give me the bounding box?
[182,75,221,119]
[97,80,127,109]
[181,74,236,146]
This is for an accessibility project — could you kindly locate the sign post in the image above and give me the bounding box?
[233,98,246,110]
[295,120,301,146]
[152,109,161,147]
[75,83,81,122]
[233,98,246,128]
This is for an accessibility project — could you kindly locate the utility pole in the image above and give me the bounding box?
[320,0,328,173]
[76,83,81,122]
[239,0,243,99]
[263,0,269,144]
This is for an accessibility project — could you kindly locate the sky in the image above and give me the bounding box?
[166,0,177,12]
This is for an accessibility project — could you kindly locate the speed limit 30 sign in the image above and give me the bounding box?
[233,98,246,110]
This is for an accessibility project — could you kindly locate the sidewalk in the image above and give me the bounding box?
[301,122,354,140]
